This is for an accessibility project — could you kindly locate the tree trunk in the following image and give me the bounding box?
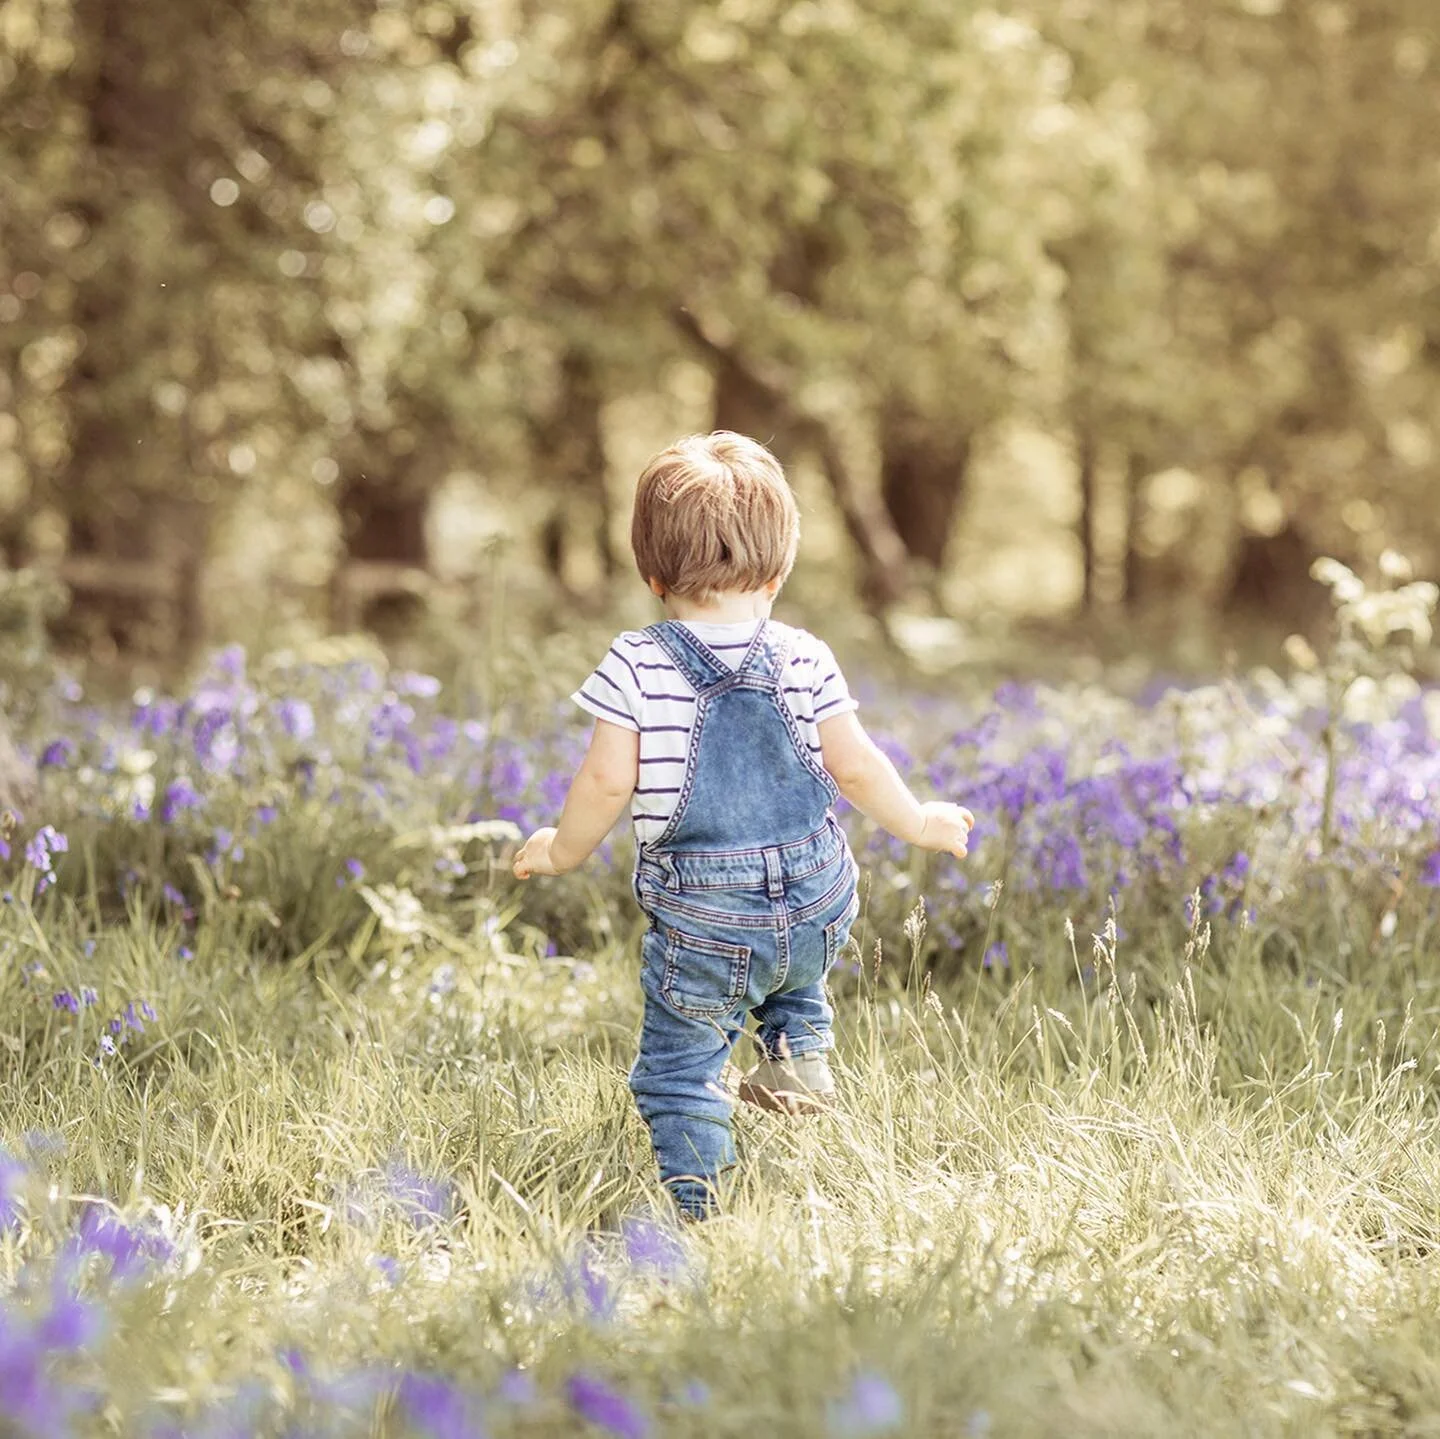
[52,0,209,661]
[713,351,798,460]
[878,401,971,584]
[331,463,431,635]
[1076,425,1099,612]
[535,349,615,590]
[1121,451,1145,610]
[1224,521,1326,634]
[674,307,908,611]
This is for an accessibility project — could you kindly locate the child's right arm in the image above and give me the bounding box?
[818,711,974,857]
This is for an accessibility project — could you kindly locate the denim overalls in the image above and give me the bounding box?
[628,619,859,1217]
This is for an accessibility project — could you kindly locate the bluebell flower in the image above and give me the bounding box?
[1421,850,1440,888]
[160,779,204,824]
[397,1371,484,1439]
[39,738,75,768]
[38,1286,105,1352]
[828,1372,904,1435]
[369,1254,402,1287]
[380,1160,454,1228]
[621,1217,686,1277]
[0,1148,24,1228]
[495,1370,538,1407]
[24,825,67,872]
[395,672,442,698]
[53,992,80,1015]
[275,698,316,742]
[565,1373,649,1438]
[69,1208,173,1279]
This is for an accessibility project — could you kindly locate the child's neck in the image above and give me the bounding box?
[662,588,776,624]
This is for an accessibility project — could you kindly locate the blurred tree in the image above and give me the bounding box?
[4,0,1437,655]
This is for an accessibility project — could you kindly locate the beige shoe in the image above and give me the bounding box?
[738,1051,836,1115]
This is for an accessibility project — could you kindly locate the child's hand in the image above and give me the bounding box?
[513,827,562,879]
[916,802,975,858]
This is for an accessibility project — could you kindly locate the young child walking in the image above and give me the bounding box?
[512,431,974,1219]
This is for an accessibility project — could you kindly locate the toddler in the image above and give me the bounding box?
[513,431,973,1219]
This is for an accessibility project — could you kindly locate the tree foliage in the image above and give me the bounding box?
[1,0,1436,642]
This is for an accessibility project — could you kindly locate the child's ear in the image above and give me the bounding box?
[647,577,666,598]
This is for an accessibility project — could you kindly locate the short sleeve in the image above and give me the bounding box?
[572,643,642,732]
[809,638,858,723]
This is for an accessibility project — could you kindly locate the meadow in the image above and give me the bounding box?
[3,566,1440,1438]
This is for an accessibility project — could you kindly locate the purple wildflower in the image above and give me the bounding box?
[395,672,442,698]
[565,1373,649,1439]
[0,1149,24,1229]
[982,942,1009,972]
[275,697,317,742]
[160,778,204,824]
[495,1370,538,1407]
[38,1288,105,1352]
[621,1217,686,1277]
[24,826,67,873]
[39,739,75,769]
[52,992,81,1015]
[397,1372,485,1439]
[828,1372,904,1435]
[381,1160,454,1228]
[1421,850,1440,888]
[370,1254,402,1287]
[70,1208,173,1279]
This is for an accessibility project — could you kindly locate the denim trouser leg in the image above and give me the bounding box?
[751,886,853,1060]
[751,976,834,1061]
[629,935,743,1218]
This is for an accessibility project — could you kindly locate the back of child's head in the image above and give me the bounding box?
[631,431,800,602]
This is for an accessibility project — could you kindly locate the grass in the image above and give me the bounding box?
[6,880,1440,1438]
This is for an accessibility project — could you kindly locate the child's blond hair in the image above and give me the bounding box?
[631,432,800,603]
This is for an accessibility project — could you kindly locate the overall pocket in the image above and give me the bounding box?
[661,928,751,1019]
[823,890,861,972]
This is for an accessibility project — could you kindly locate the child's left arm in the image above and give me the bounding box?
[512,720,639,879]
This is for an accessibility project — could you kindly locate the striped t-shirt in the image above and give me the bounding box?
[572,619,858,846]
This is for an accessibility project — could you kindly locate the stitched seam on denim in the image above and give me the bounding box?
[638,894,778,929]
[773,900,791,990]
[645,818,836,864]
[789,867,857,927]
[661,928,749,1016]
[648,692,708,850]
[659,846,843,890]
[644,621,723,693]
[771,684,839,801]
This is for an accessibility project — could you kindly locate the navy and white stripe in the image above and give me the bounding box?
[572,619,858,845]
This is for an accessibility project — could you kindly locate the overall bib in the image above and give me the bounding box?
[629,619,859,1217]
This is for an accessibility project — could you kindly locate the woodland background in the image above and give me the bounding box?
[1,0,1438,668]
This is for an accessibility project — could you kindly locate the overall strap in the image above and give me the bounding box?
[644,620,733,693]
[736,620,791,684]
